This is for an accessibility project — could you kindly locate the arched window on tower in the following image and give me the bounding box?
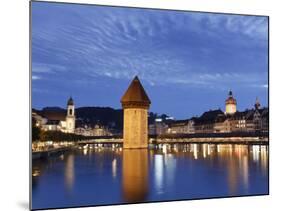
[69,109,72,115]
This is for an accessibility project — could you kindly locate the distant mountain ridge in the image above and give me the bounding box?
[32,106,164,131]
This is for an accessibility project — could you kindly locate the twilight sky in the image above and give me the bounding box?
[31,2,268,119]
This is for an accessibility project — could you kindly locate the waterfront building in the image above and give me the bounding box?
[225,90,237,115]
[92,124,112,136]
[226,102,268,133]
[261,108,269,132]
[74,127,88,136]
[32,111,47,127]
[148,94,268,135]
[75,124,112,136]
[214,114,230,133]
[149,120,169,135]
[33,97,76,133]
[121,76,151,149]
[167,119,195,134]
[194,109,224,133]
[227,110,253,132]
[43,120,62,131]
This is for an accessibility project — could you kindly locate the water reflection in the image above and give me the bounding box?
[154,154,164,194]
[32,144,268,210]
[112,158,117,178]
[122,149,148,203]
[154,152,177,194]
[64,154,75,192]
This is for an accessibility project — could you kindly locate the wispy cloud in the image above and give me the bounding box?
[262,84,269,89]
[188,13,268,41]
[32,75,41,80]
[32,63,66,73]
[31,2,268,115]
[32,4,268,88]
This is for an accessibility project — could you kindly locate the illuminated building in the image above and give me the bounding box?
[149,120,168,135]
[33,97,76,133]
[32,111,47,127]
[121,76,151,149]
[65,97,76,133]
[194,109,224,133]
[167,119,195,134]
[225,90,237,115]
[165,95,268,134]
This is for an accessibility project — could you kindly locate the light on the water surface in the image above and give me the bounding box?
[154,154,164,194]
[207,145,211,155]
[252,145,260,162]
[162,144,167,154]
[83,148,88,155]
[193,144,198,160]
[203,144,207,158]
[112,159,117,178]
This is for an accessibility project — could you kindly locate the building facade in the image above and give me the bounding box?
[167,119,195,134]
[33,97,76,133]
[164,93,268,134]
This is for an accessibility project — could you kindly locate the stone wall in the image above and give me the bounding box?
[123,108,148,148]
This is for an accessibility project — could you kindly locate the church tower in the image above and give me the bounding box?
[254,97,261,110]
[225,90,237,115]
[121,76,151,149]
[66,97,75,133]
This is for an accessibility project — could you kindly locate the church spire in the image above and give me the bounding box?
[67,96,74,106]
[255,97,261,110]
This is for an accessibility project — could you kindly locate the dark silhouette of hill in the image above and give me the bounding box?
[32,106,164,131]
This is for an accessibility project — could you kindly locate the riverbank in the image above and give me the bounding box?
[32,147,73,160]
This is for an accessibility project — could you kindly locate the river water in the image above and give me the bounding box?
[32,143,268,210]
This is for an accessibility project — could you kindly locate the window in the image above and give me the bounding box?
[69,109,72,115]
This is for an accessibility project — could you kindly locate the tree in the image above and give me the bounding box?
[32,126,41,142]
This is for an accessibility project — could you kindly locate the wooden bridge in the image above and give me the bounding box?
[76,131,269,145]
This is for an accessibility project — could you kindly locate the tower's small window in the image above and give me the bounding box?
[69,109,72,115]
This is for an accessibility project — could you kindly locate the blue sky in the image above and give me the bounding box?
[31,2,268,119]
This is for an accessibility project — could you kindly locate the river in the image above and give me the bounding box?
[32,143,268,210]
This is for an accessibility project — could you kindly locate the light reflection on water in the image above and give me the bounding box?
[32,143,268,210]
[122,149,148,202]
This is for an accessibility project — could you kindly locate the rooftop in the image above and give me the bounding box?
[121,76,151,107]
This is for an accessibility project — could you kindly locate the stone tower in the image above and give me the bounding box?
[225,90,237,115]
[66,97,75,133]
[121,76,151,149]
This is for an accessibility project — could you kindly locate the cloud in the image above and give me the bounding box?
[32,3,268,90]
[32,75,41,80]
[262,84,269,88]
[188,12,268,41]
[32,63,66,73]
